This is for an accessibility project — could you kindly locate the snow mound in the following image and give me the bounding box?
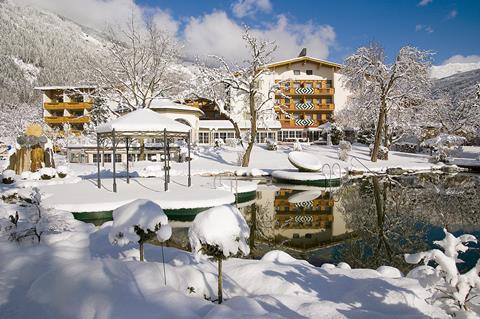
[109,199,169,246]
[337,262,351,270]
[288,151,321,172]
[376,266,403,278]
[321,263,336,270]
[261,250,298,264]
[138,165,164,178]
[189,205,250,258]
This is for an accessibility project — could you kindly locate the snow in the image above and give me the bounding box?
[149,97,204,115]
[97,109,191,133]
[199,119,281,129]
[288,151,322,172]
[1,169,15,179]
[430,62,480,79]
[39,178,235,212]
[109,199,169,246]
[376,266,403,278]
[189,205,250,258]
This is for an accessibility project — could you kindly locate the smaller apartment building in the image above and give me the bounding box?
[35,86,95,135]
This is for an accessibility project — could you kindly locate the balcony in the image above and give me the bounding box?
[280,119,317,129]
[275,102,335,111]
[44,116,90,124]
[275,80,335,96]
[44,102,93,110]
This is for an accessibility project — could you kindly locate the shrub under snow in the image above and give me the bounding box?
[109,199,172,261]
[338,140,352,161]
[189,204,250,304]
[2,169,16,184]
[39,167,56,180]
[405,228,480,316]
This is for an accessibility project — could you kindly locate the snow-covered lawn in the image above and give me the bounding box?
[0,220,449,319]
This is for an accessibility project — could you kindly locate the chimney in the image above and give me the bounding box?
[298,48,307,57]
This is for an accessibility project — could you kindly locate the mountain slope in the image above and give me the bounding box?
[430,62,480,80]
[432,68,480,99]
[0,0,109,105]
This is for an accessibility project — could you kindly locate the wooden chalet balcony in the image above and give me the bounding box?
[276,102,335,111]
[280,119,318,129]
[44,116,90,124]
[44,102,93,110]
[275,80,335,95]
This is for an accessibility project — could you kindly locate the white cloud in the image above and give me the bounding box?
[232,0,272,18]
[183,12,336,63]
[443,54,480,64]
[12,0,178,35]
[415,24,434,33]
[446,9,457,20]
[418,0,433,7]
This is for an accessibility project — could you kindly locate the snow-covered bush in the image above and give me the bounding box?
[225,138,238,148]
[1,169,15,184]
[109,199,172,261]
[39,167,56,180]
[214,138,225,148]
[266,138,277,150]
[330,124,345,145]
[293,140,303,151]
[56,166,68,178]
[405,228,479,316]
[189,205,250,304]
[338,141,352,161]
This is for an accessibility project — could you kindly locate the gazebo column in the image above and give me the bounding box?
[112,129,117,193]
[163,128,168,191]
[188,130,191,187]
[167,141,170,184]
[96,134,101,189]
[125,137,130,184]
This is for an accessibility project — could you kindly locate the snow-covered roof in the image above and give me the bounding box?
[97,109,191,134]
[149,97,204,115]
[34,85,97,91]
[199,120,281,130]
[264,56,342,70]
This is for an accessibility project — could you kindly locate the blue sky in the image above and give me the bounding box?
[135,0,480,64]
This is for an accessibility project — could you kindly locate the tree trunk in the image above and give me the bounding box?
[249,203,256,251]
[139,139,146,161]
[139,242,144,261]
[217,258,223,304]
[242,92,257,167]
[371,107,386,162]
[228,118,242,141]
[383,112,389,160]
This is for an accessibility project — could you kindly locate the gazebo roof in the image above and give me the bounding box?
[97,109,191,136]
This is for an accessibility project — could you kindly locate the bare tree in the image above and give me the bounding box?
[196,27,280,166]
[89,17,182,112]
[429,84,480,137]
[341,43,432,161]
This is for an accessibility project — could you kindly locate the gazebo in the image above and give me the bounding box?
[96,108,192,192]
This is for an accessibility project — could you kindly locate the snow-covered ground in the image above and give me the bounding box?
[0,218,450,319]
[1,144,480,318]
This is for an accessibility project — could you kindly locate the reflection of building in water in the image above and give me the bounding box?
[254,187,350,250]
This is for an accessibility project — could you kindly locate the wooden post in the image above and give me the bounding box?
[112,129,117,193]
[188,130,191,187]
[125,137,130,184]
[96,134,101,189]
[163,128,168,191]
[167,141,170,183]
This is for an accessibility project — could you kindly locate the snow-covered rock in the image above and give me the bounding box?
[288,151,322,172]
[376,266,403,278]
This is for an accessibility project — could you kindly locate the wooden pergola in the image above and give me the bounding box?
[96,109,192,192]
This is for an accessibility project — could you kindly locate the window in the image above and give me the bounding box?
[305,82,313,88]
[127,154,137,162]
[198,132,210,144]
[293,70,300,75]
[326,80,332,88]
[115,154,122,162]
[293,82,300,89]
[326,97,333,104]
[104,154,112,163]
[93,154,100,163]
[305,98,313,104]
[305,114,312,120]
[293,98,301,104]
[306,70,313,75]
[147,154,157,161]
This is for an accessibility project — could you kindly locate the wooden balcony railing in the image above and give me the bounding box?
[275,102,335,111]
[44,102,93,110]
[44,116,90,124]
[275,80,335,95]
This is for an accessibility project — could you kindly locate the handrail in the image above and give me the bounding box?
[349,155,382,176]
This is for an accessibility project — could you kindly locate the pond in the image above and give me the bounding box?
[81,172,480,273]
